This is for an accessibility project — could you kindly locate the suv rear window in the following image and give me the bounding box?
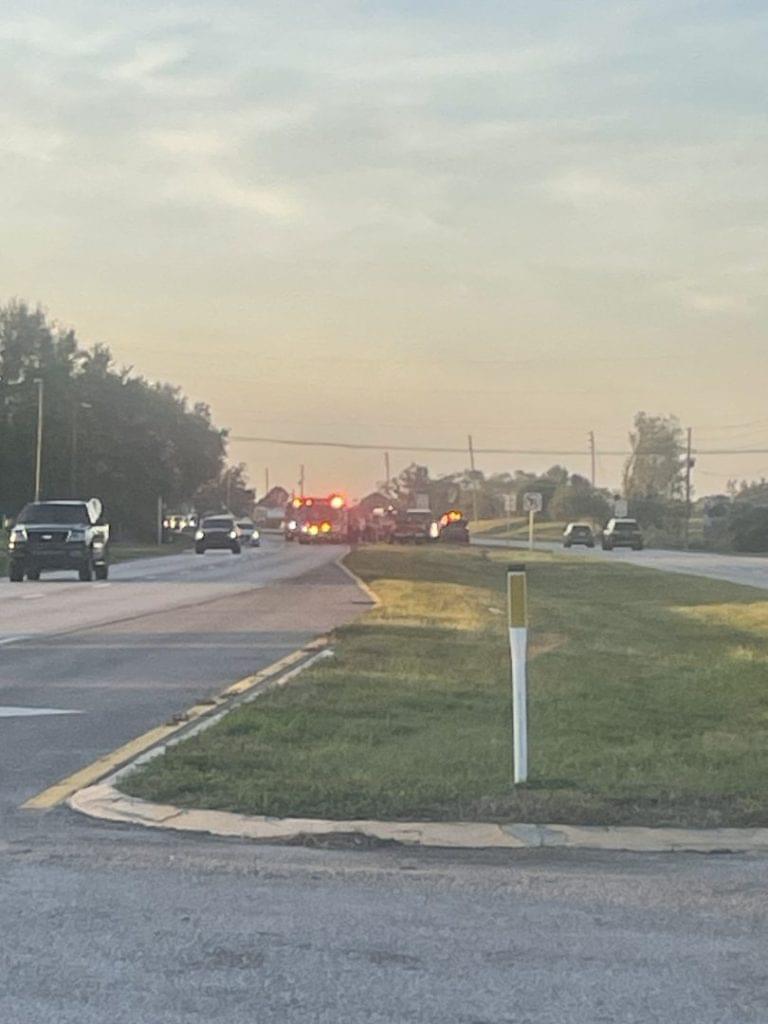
[202,518,234,529]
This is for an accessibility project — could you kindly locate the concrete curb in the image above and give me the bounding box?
[68,782,768,853]
[334,554,382,606]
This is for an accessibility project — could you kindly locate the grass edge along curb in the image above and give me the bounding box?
[108,546,768,831]
[66,575,768,853]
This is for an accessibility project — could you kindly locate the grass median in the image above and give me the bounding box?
[121,545,768,828]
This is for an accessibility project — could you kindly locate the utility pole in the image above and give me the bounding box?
[264,467,270,498]
[299,464,305,497]
[33,378,44,502]
[468,434,479,523]
[588,430,596,488]
[71,401,92,497]
[684,427,693,549]
[384,451,391,491]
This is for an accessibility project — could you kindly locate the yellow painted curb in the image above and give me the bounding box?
[21,639,327,810]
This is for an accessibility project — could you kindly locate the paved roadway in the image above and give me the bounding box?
[476,536,768,591]
[2,536,768,1022]
[0,537,364,825]
[2,831,767,1023]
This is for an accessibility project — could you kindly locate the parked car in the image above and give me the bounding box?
[389,509,439,544]
[562,522,595,548]
[601,518,644,551]
[195,516,241,554]
[7,499,109,582]
[236,519,260,547]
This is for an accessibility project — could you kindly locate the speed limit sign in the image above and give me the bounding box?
[522,492,543,513]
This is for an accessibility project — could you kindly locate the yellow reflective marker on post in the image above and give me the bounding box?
[507,564,528,783]
[507,571,527,628]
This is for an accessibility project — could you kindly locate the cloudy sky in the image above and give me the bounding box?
[2,1,767,497]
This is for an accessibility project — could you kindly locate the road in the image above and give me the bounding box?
[2,829,767,1023]
[2,535,768,1023]
[476,536,768,591]
[0,537,364,829]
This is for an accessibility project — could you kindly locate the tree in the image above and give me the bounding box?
[194,463,255,518]
[0,300,234,538]
[549,474,611,522]
[623,412,685,501]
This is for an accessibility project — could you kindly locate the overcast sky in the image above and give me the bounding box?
[2,1,767,498]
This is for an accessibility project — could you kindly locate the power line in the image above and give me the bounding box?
[231,433,768,457]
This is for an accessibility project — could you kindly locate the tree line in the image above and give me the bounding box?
[386,413,768,551]
[0,300,250,539]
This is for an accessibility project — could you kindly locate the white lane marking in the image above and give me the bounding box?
[0,636,28,646]
[0,706,82,718]
[21,593,46,600]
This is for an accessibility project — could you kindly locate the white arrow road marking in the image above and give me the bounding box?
[0,706,82,718]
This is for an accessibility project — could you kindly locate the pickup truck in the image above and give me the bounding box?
[7,499,110,582]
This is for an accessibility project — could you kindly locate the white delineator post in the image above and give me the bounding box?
[528,508,535,550]
[507,564,528,784]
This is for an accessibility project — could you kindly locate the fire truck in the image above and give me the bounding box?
[285,495,349,544]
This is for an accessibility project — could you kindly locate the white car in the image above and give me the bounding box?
[236,520,261,547]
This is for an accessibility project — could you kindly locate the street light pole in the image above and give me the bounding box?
[71,401,92,497]
[34,378,44,502]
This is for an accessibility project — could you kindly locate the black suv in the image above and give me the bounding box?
[562,522,595,548]
[601,518,644,551]
[194,516,241,554]
[7,500,109,582]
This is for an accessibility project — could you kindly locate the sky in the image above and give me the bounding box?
[1,0,767,500]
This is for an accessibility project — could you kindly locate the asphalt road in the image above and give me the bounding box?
[0,536,363,830]
[2,535,768,1023]
[476,536,768,591]
[2,828,767,1024]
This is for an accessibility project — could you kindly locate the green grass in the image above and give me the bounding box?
[120,545,768,828]
[110,536,192,562]
[471,516,568,541]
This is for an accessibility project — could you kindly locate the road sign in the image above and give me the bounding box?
[522,492,543,513]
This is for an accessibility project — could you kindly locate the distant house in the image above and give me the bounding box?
[354,491,392,516]
[254,486,290,526]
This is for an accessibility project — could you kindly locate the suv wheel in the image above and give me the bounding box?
[9,563,24,582]
[78,557,94,582]
[26,569,41,581]
[231,543,241,554]
[95,564,109,580]
[195,544,206,555]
